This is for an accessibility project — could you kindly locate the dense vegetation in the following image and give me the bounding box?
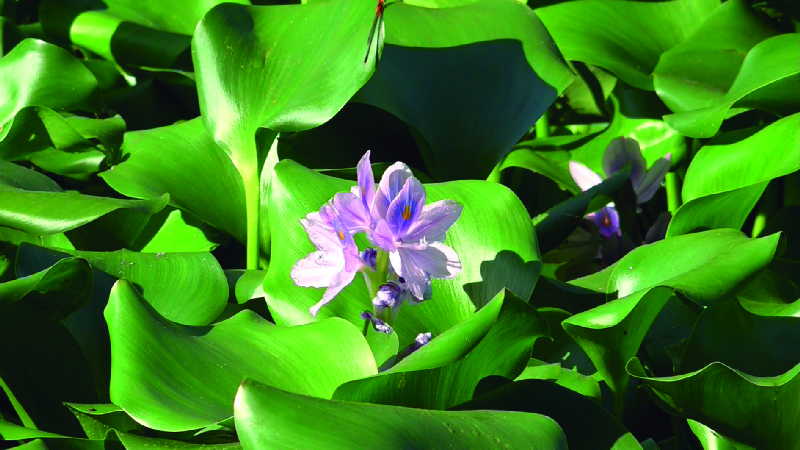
[1,0,799,448]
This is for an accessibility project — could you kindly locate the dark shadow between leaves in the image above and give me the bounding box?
[462,250,541,308]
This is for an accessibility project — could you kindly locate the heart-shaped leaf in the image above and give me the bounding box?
[0,39,97,138]
[571,229,779,303]
[665,33,800,138]
[537,0,718,90]
[653,0,777,113]
[668,113,800,236]
[356,0,574,179]
[101,118,246,242]
[234,379,568,449]
[334,296,546,409]
[628,359,800,449]
[106,280,376,431]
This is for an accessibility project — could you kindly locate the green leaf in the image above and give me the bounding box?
[680,298,800,376]
[0,39,97,138]
[653,0,777,113]
[0,106,124,162]
[102,0,249,35]
[136,210,218,253]
[234,379,568,450]
[0,258,98,435]
[562,287,674,395]
[668,113,800,236]
[18,244,228,326]
[628,359,800,449]
[683,113,800,201]
[192,0,376,168]
[537,0,718,90]
[357,0,574,179]
[455,379,640,450]
[263,159,539,344]
[0,160,61,192]
[105,280,376,432]
[334,296,546,409]
[69,10,192,68]
[687,419,755,450]
[665,33,800,138]
[570,229,780,303]
[0,188,168,235]
[101,118,246,242]
[0,420,68,440]
[515,360,601,399]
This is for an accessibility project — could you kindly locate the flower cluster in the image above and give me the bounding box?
[291,151,463,335]
[569,137,671,238]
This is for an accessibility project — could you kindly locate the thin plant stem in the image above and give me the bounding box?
[535,111,550,139]
[665,172,680,214]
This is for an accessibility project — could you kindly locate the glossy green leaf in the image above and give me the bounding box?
[455,379,640,450]
[136,210,218,253]
[18,244,228,326]
[0,187,168,235]
[537,0,718,90]
[263,159,539,344]
[0,160,61,192]
[665,33,800,138]
[234,379,568,450]
[105,280,376,431]
[687,419,755,450]
[680,299,800,376]
[683,113,800,201]
[628,359,800,449]
[101,118,246,242]
[571,229,780,303]
[357,0,574,179]
[0,420,68,440]
[563,287,673,395]
[192,0,375,169]
[0,106,124,162]
[653,0,776,113]
[668,113,800,236]
[334,296,545,409]
[0,39,97,139]
[515,360,601,400]
[0,258,98,435]
[69,10,192,68]
[102,0,249,35]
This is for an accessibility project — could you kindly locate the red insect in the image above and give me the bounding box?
[364,0,386,64]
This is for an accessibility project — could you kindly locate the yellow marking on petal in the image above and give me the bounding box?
[402,205,411,220]
[337,231,345,241]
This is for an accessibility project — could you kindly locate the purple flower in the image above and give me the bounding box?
[293,151,463,317]
[569,138,671,239]
[602,137,671,204]
[569,161,622,239]
[291,203,371,316]
[361,311,393,334]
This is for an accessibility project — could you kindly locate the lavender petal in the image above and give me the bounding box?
[603,137,646,185]
[403,200,463,243]
[372,161,413,219]
[634,156,671,203]
[569,161,603,192]
[385,177,425,236]
[357,150,376,208]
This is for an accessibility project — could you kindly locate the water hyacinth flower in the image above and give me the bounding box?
[569,137,670,239]
[292,151,463,328]
[291,203,373,316]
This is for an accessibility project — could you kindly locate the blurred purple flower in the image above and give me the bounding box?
[603,137,671,204]
[569,161,622,238]
[569,138,671,238]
